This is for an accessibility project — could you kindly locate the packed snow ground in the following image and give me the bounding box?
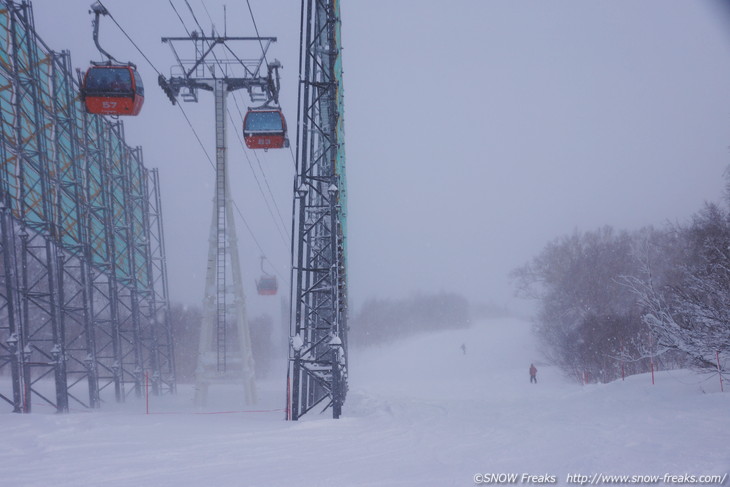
[0,318,728,486]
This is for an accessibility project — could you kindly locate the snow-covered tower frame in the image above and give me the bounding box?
[0,1,175,413]
[288,0,348,420]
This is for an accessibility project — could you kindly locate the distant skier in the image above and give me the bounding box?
[529,363,538,384]
[460,343,466,355]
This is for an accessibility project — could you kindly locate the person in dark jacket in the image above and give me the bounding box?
[529,363,538,384]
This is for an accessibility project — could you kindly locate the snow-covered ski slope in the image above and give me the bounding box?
[1,318,728,486]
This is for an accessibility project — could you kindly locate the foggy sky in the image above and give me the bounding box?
[28,0,730,317]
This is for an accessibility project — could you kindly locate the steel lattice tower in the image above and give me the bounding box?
[288,0,348,420]
[159,34,281,406]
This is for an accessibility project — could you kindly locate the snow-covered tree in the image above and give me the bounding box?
[628,203,730,369]
[513,226,651,382]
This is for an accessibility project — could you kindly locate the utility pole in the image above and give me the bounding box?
[159,33,280,406]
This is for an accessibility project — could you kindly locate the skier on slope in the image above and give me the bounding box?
[529,363,538,384]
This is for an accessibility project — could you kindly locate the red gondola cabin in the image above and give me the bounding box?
[243,109,288,150]
[82,65,144,116]
[256,276,278,296]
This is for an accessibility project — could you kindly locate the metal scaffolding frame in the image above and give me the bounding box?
[288,0,348,420]
[0,0,174,413]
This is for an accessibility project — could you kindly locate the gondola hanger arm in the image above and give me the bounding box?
[90,2,121,64]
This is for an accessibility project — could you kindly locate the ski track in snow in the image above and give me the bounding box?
[0,317,728,486]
